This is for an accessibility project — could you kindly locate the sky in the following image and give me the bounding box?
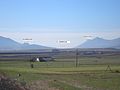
[0,0,120,48]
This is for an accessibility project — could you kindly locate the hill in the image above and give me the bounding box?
[77,37,120,49]
[0,36,51,50]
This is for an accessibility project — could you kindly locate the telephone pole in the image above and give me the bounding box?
[76,48,79,67]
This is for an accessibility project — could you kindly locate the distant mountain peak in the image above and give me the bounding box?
[86,37,104,41]
[0,36,52,50]
[77,37,120,49]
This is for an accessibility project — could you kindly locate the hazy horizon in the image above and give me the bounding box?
[0,32,120,48]
[0,0,120,48]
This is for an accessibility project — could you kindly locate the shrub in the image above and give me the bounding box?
[0,75,29,90]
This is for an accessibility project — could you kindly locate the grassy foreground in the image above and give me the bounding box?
[0,56,120,90]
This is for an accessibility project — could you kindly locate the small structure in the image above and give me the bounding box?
[30,57,54,62]
[39,57,54,62]
[36,58,40,62]
[105,65,112,72]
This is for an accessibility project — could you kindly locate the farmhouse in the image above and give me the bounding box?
[30,56,54,62]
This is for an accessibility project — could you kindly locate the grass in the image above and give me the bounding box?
[0,55,120,90]
[50,80,81,90]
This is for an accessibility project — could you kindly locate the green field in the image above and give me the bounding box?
[0,55,120,90]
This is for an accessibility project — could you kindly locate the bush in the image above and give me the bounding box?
[0,75,29,90]
[115,70,120,73]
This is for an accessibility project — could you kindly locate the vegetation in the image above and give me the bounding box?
[0,55,120,90]
[0,74,28,90]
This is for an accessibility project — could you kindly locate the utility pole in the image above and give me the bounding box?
[76,48,79,67]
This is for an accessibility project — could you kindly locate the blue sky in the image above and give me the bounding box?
[0,0,120,48]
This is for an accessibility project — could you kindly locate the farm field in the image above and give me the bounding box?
[0,55,120,90]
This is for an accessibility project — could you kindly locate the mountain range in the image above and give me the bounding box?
[77,37,120,49]
[0,36,120,50]
[0,36,51,50]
